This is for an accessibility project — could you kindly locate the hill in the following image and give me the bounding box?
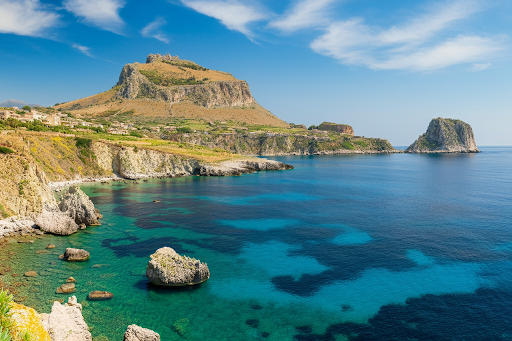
[55,53,288,127]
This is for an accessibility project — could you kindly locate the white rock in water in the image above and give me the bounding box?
[146,247,210,286]
[59,186,101,226]
[41,299,91,341]
[35,210,79,236]
[124,324,160,341]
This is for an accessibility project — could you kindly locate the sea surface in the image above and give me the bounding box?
[2,147,512,340]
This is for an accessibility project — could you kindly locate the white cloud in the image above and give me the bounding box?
[470,62,492,71]
[0,0,60,37]
[141,17,169,43]
[72,43,92,57]
[63,0,125,34]
[310,0,507,71]
[180,0,267,37]
[269,0,337,33]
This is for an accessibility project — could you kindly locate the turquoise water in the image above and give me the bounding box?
[3,147,512,340]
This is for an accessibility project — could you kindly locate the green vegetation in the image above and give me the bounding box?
[176,127,192,133]
[0,147,15,154]
[353,140,368,147]
[0,203,9,219]
[0,289,33,341]
[162,59,207,71]
[129,131,143,138]
[139,70,205,86]
[21,106,31,112]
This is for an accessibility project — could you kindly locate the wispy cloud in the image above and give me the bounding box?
[470,62,492,71]
[63,0,125,34]
[269,0,337,33]
[180,0,267,37]
[0,0,60,37]
[72,43,92,57]
[310,0,506,71]
[141,17,169,43]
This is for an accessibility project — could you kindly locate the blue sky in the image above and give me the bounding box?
[0,0,511,145]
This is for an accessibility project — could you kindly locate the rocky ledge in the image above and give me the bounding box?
[146,247,210,286]
[406,118,479,153]
[195,159,293,176]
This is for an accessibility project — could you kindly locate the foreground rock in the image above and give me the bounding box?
[62,248,90,261]
[406,118,479,153]
[35,210,79,235]
[42,296,92,341]
[124,324,160,341]
[9,302,51,341]
[87,291,113,300]
[59,186,101,226]
[146,247,210,286]
[0,218,38,238]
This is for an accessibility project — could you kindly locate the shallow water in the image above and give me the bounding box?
[2,147,512,340]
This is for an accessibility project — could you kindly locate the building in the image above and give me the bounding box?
[42,115,61,126]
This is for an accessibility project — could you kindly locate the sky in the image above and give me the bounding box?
[0,0,511,146]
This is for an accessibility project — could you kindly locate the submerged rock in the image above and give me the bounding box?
[124,324,160,341]
[59,186,101,226]
[146,247,210,286]
[56,283,76,294]
[24,271,37,277]
[406,118,479,153]
[41,296,92,341]
[46,244,56,249]
[87,291,113,300]
[62,248,90,261]
[35,210,79,236]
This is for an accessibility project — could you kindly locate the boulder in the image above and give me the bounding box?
[406,118,479,153]
[124,324,160,341]
[58,186,101,226]
[66,277,77,283]
[87,291,113,301]
[35,210,79,236]
[62,248,90,261]
[146,247,210,286]
[41,296,92,341]
[46,244,56,249]
[24,271,37,277]
[56,283,75,294]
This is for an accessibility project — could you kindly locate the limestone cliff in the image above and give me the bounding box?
[406,118,479,153]
[318,122,354,136]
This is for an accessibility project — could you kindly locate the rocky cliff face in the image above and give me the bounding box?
[165,133,397,156]
[115,63,255,108]
[318,122,354,136]
[406,118,479,153]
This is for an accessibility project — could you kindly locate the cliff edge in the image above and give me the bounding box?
[406,118,479,153]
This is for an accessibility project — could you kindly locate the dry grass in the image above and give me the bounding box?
[138,61,237,82]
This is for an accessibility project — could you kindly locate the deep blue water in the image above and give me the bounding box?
[5,147,512,340]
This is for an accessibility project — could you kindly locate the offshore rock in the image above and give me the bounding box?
[41,296,92,341]
[87,291,113,300]
[56,283,75,294]
[35,210,79,236]
[59,186,101,226]
[124,324,161,341]
[63,248,90,261]
[406,118,479,153]
[318,122,354,136]
[146,247,210,286]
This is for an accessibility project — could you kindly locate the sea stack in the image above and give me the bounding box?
[146,247,210,286]
[406,118,479,153]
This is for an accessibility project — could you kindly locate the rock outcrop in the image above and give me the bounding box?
[35,210,79,236]
[195,159,293,176]
[41,296,92,341]
[62,248,90,261]
[406,118,479,153]
[58,186,101,226]
[124,324,160,341]
[9,302,52,341]
[115,62,255,108]
[146,247,210,286]
[318,122,354,136]
[87,291,113,300]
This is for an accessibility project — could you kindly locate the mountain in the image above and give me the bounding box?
[0,99,40,108]
[55,53,288,127]
[406,118,479,153]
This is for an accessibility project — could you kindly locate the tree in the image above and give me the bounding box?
[22,105,31,111]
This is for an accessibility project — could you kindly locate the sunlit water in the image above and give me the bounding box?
[2,147,512,340]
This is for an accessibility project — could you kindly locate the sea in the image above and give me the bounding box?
[2,146,512,341]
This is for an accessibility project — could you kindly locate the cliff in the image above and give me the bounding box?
[406,118,479,153]
[0,131,292,226]
[165,133,397,156]
[318,122,354,136]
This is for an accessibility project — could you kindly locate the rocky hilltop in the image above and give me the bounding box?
[406,118,479,153]
[56,53,288,127]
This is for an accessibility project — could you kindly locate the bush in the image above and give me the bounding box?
[75,137,92,149]
[176,127,192,133]
[129,131,143,138]
[308,125,318,130]
[341,141,355,150]
[0,147,15,154]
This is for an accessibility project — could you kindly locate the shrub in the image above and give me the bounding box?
[129,131,143,138]
[75,137,92,149]
[176,127,192,133]
[341,141,355,150]
[353,140,368,148]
